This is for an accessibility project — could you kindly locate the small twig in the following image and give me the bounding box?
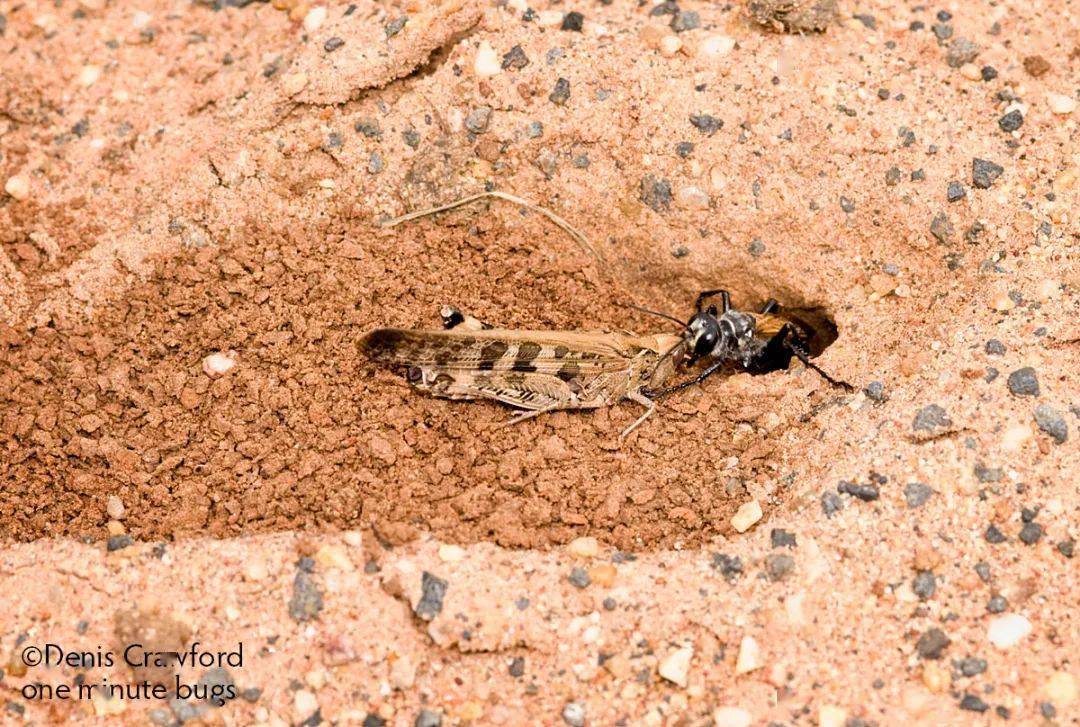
[378,190,602,263]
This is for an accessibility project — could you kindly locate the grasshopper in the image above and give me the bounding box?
[359,291,850,438]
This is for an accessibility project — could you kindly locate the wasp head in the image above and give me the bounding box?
[686,309,757,364]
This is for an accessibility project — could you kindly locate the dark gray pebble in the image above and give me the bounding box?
[838,481,879,501]
[984,339,1006,356]
[568,567,590,588]
[913,404,952,432]
[947,181,965,202]
[916,627,950,659]
[998,109,1023,132]
[671,10,700,32]
[509,656,525,677]
[415,709,443,727]
[984,524,1007,544]
[904,482,933,508]
[416,571,448,621]
[323,37,344,52]
[289,571,323,622]
[502,45,529,71]
[972,158,1004,189]
[549,78,571,106]
[640,175,672,212]
[1018,521,1043,545]
[561,11,584,31]
[1034,404,1067,443]
[913,571,936,600]
[770,529,797,549]
[980,65,998,80]
[821,491,843,517]
[986,595,1007,613]
[384,17,407,38]
[1007,367,1039,397]
[711,552,744,581]
[464,106,492,134]
[958,657,987,676]
[959,694,989,713]
[975,561,991,582]
[929,212,953,243]
[107,535,134,551]
[689,114,723,134]
[865,381,885,401]
[765,554,795,582]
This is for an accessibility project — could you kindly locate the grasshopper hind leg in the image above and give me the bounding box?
[620,389,656,440]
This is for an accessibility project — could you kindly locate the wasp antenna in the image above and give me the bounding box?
[627,304,691,331]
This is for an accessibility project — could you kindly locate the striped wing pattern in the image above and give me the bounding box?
[360,328,642,376]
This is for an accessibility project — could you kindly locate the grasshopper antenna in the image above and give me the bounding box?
[627,304,691,331]
[378,190,602,264]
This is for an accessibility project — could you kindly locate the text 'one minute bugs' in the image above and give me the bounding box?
[360,291,851,438]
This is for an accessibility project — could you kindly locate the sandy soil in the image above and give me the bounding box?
[1,0,1077,724]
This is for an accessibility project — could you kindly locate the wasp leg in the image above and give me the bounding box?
[439,305,492,331]
[643,358,728,400]
[695,289,731,313]
[787,340,854,391]
[620,389,656,439]
[759,298,778,314]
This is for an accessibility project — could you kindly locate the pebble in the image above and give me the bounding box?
[985,524,1007,544]
[730,500,762,532]
[416,571,447,620]
[987,595,1007,613]
[107,535,133,551]
[958,657,987,676]
[561,702,585,727]
[567,536,599,558]
[676,185,709,210]
[106,495,125,520]
[294,690,319,723]
[1034,404,1068,443]
[4,175,29,201]
[838,481,879,502]
[929,212,953,243]
[946,181,965,202]
[734,636,762,674]
[303,6,327,32]
[658,644,693,687]
[384,17,407,38]
[1043,672,1077,707]
[1047,92,1077,115]
[437,544,466,562]
[913,404,952,432]
[501,45,529,71]
[916,628,950,659]
[959,694,989,712]
[508,656,525,677]
[288,571,323,622]
[998,109,1023,132]
[281,72,308,96]
[464,106,492,133]
[568,567,590,588]
[659,35,682,57]
[1006,367,1039,397]
[770,529,797,549]
[690,114,723,134]
[696,35,735,60]
[818,705,847,727]
[987,613,1032,648]
[323,37,344,53]
[913,571,936,600]
[561,11,584,32]
[78,65,101,87]
[972,158,1004,189]
[712,707,752,727]
[474,41,501,77]
[671,10,700,32]
[821,491,843,517]
[640,175,672,212]
[945,38,979,67]
[1019,521,1043,545]
[202,350,237,377]
[765,554,795,582]
[904,482,933,508]
[549,77,571,105]
[985,339,1006,356]
[415,709,443,727]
